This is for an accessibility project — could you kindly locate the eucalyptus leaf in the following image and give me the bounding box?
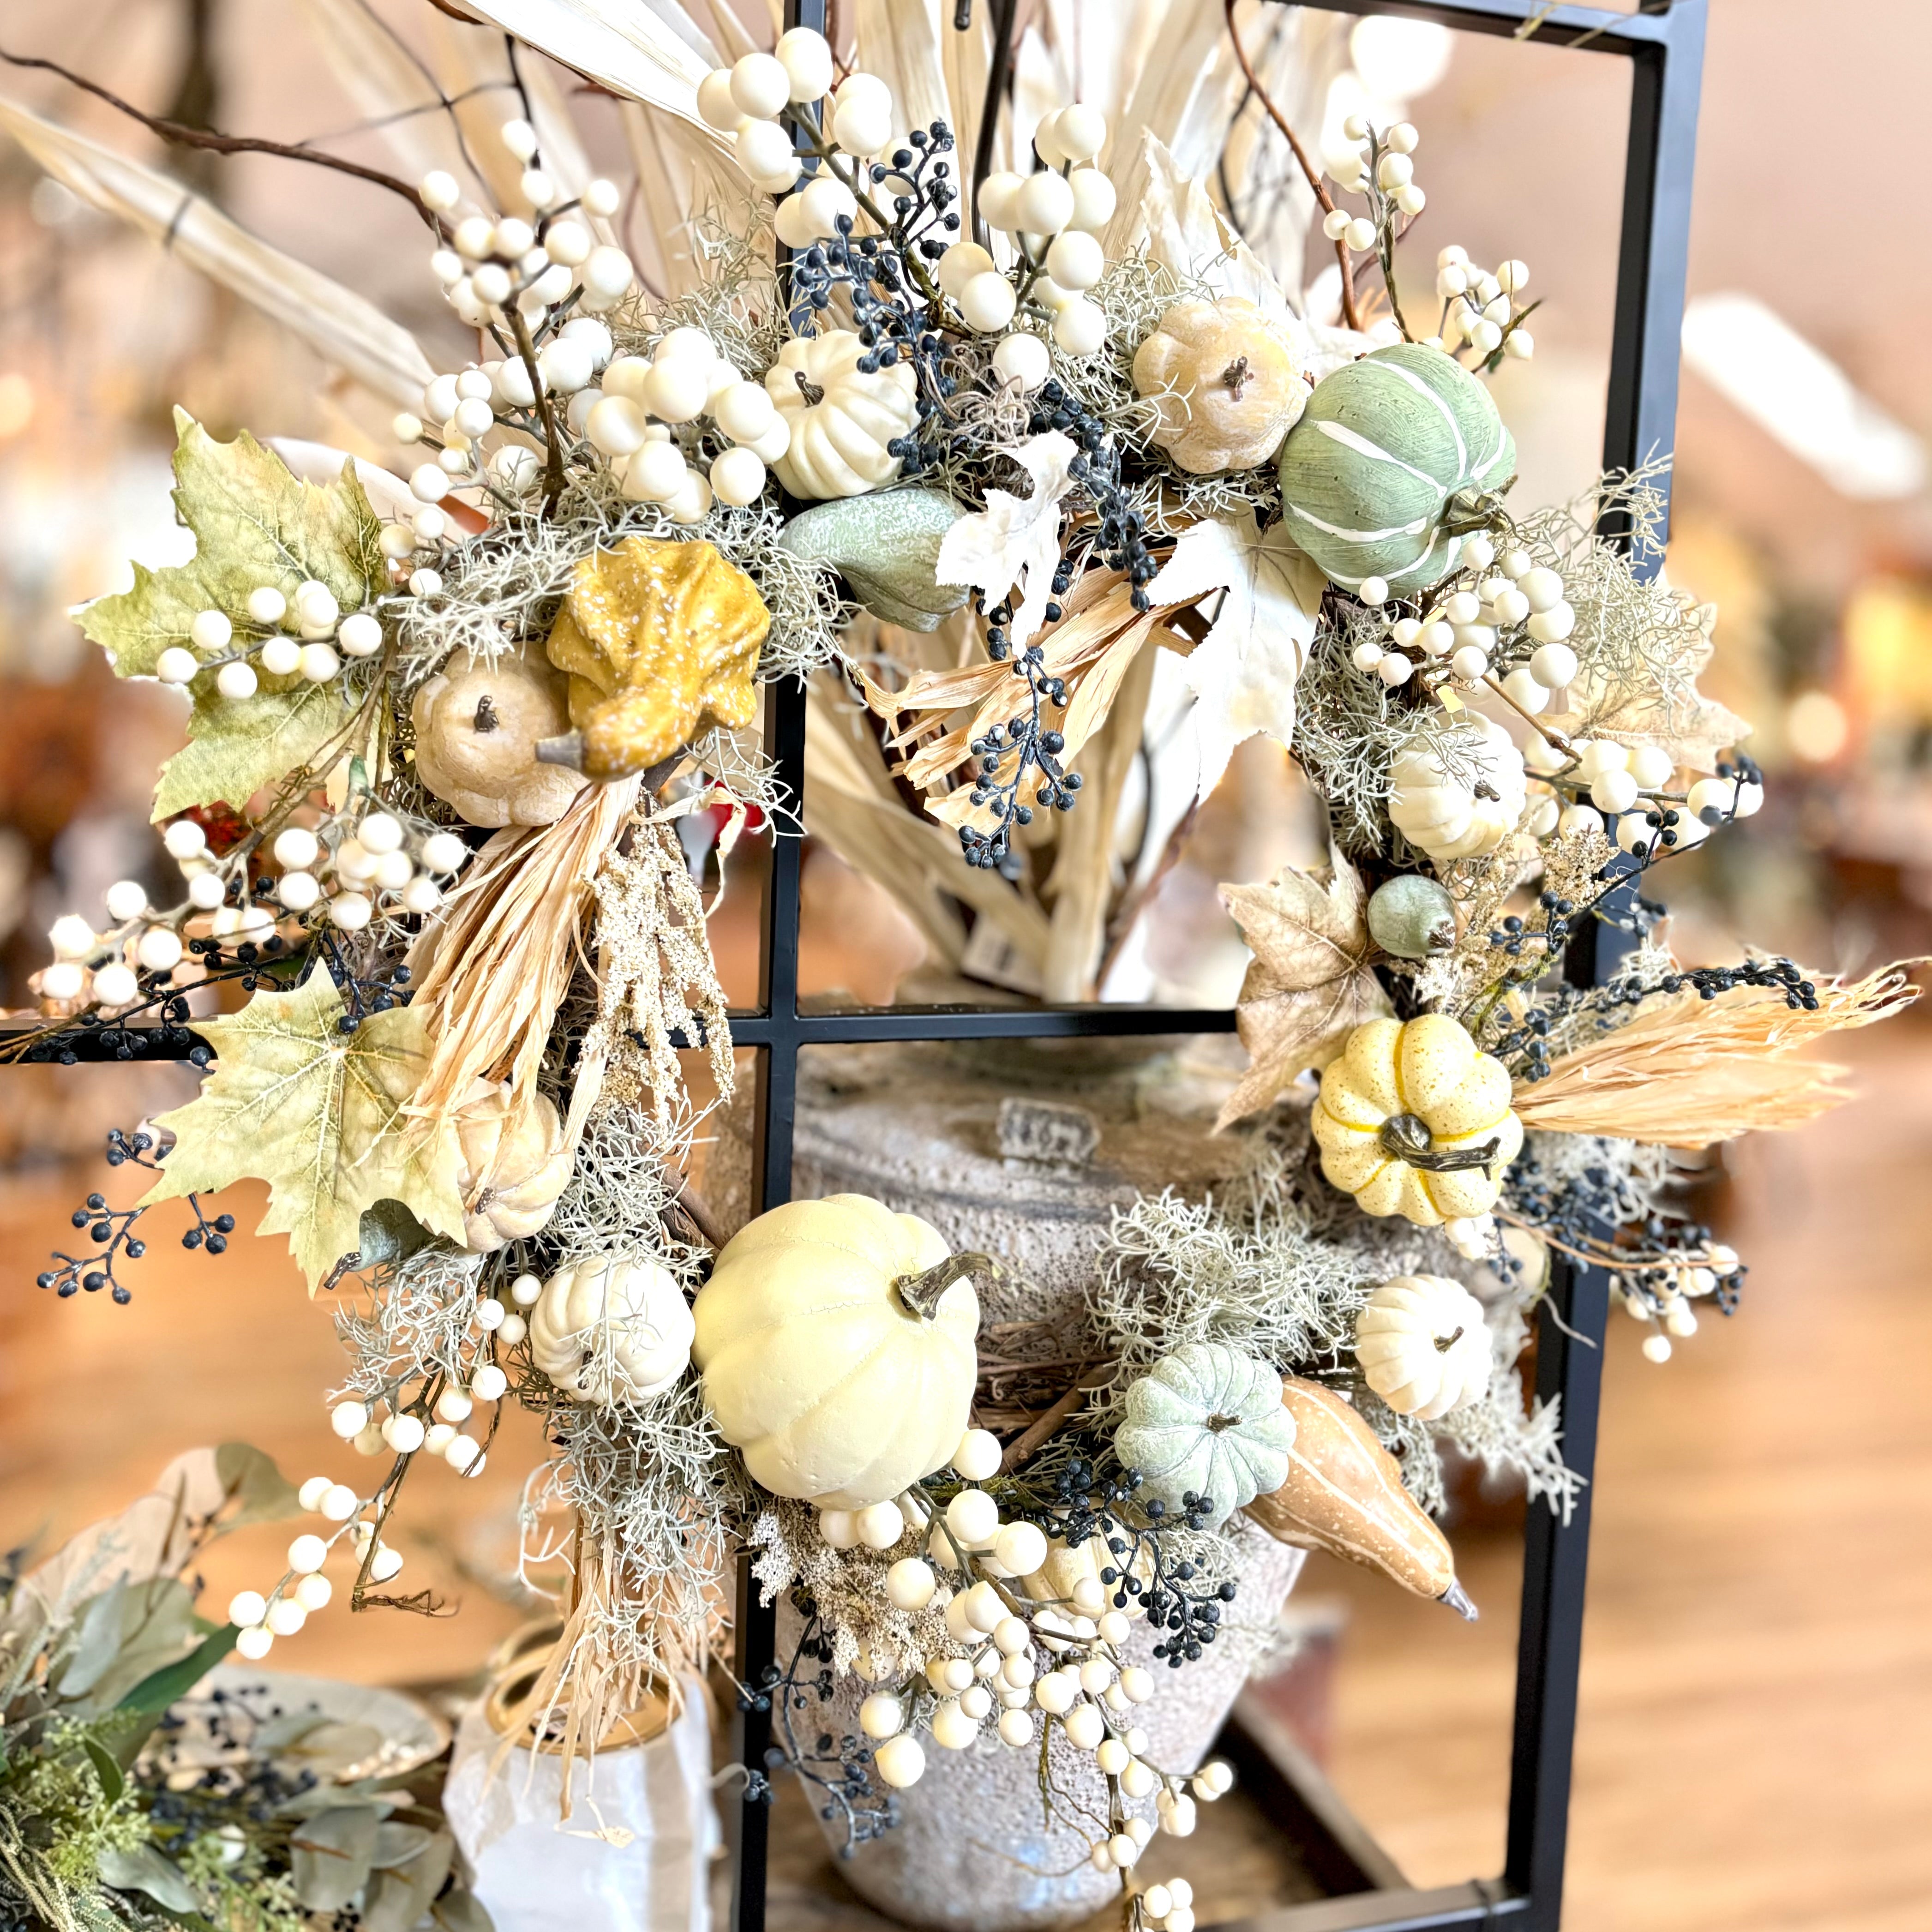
[56,1577,129,1699]
[275,1782,397,1821]
[369,1823,435,1871]
[360,1830,453,1932]
[115,1623,239,1716]
[779,489,968,631]
[291,1805,382,1912]
[83,1736,124,1803]
[432,1883,495,1932]
[81,1579,203,1710]
[216,1441,303,1528]
[99,1844,199,1914]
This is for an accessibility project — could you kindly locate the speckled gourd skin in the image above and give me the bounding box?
[691,1193,978,1509]
[1312,1014,1522,1223]
[544,535,768,781]
[1275,342,1516,591]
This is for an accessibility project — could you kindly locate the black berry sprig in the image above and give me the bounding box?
[36,1126,234,1304]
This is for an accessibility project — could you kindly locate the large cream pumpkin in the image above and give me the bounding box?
[1313,1015,1522,1224]
[452,1080,572,1253]
[691,1193,980,1509]
[528,1255,694,1405]
[763,331,918,500]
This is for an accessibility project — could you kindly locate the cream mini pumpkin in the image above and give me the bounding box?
[1131,298,1307,474]
[763,330,918,500]
[1389,714,1528,862]
[410,642,588,828]
[528,1255,695,1405]
[452,1080,572,1253]
[1112,1342,1296,1528]
[1355,1275,1493,1420]
[690,1193,981,1509]
[1313,1014,1523,1225]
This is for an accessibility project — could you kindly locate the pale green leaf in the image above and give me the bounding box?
[141,966,466,1289]
[150,677,350,822]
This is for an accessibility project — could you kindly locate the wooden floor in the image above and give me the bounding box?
[1,1026,1927,1929]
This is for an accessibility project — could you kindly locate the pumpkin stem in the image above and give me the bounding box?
[474,693,500,733]
[1433,1325,1465,1354]
[1219,355,1254,399]
[794,370,826,408]
[1377,1113,1502,1174]
[894,1251,998,1321]
[1206,1412,1240,1433]
[534,730,586,771]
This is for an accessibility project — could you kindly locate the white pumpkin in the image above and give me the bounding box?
[690,1193,980,1509]
[1354,1275,1492,1421]
[452,1080,572,1252]
[528,1255,694,1405]
[763,330,918,500]
[1112,1342,1296,1529]
[1389,713,1528,862]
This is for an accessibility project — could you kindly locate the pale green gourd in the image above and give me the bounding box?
[1113,1342,1296,1528]
[1275,343,1516,592]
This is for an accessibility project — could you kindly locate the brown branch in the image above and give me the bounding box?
[1222,0,1360,333]
[0,45,438,231]
[998,1365,1109,1472]
[506,303,567,512]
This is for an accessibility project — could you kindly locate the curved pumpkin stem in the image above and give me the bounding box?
[894,1251,998,1321]
[1377,1113,1501,1174]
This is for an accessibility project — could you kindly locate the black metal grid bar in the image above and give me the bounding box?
[0,6,1704,1927]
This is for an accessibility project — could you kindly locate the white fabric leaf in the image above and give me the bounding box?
[0,96,434,409]
[935,432,1080,650]
[1146,512,1327,797]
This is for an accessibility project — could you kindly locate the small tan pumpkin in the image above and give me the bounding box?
[1355,1274,1493,1421]
[410,642,587,828]
[1131,298,1307,474]
[690,1193,981,1509]
[1245,1377,1472,1614]
[452,1080,573,1252]
[1312,1014,1523,1225]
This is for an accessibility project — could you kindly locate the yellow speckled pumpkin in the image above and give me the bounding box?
[544,536,769,782]
[1312,1014,1522,1224]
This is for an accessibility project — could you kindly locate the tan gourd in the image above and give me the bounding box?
[690,1194,983,1509]
[1244,1377,1473,1615]
[1313,1014,1523,1224]
[452,1079,573,1252]
[1131,298,1307,474]
[1355,1274,1493,1420]
[410,642,588,828]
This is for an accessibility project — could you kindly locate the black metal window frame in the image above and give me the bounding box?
[0,4,1703,1926]
[728,5,1707,1930]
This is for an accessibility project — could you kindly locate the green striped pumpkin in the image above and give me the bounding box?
[1275,343,1516,594]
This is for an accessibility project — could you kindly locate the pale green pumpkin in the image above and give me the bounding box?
[1114,1342,1296,1528]
[1275,343,1516,593]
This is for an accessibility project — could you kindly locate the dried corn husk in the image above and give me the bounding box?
[1513,963,1919,1145]
[0,96,435,409]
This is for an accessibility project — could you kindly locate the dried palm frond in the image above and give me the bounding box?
[0,95,434,408]
[408,777,641,1138]
[1513,964,1920,1145]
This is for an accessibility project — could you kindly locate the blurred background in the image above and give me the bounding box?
[0,4,1928,1929]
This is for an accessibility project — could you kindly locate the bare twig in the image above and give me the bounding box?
[1222,0,1360,332]
[0,44,439,230]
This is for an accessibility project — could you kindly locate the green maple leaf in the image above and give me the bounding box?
[141,966,465,1290]
[80,410,382,819]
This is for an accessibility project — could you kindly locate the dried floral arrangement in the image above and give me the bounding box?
[0,1446,485,1932]
[0,2,1916,1927]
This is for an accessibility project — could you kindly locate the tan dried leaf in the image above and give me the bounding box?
[1216,846,1391,1128]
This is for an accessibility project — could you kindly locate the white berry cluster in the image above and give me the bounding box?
[156,581,379,702]
[268,810,467,934]
[417,118,632,336]
[1432,245,1534,362]
[582,327,792,518]
[1133,1875,1200,1932]
[827,1428,1231,1867]
[696,31,848,185]
[1351,534,1576,694]
[1622,1244,1739,1361]
[1324,112,1426,255]
[224,1476,382,1661]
